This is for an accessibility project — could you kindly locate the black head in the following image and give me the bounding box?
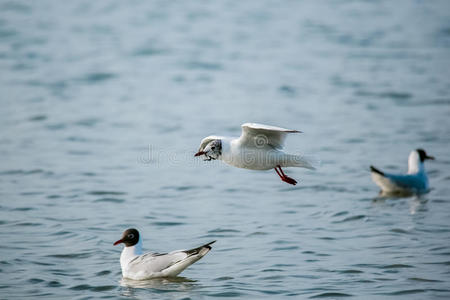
[113,228,140,247]
[416,149,435,162]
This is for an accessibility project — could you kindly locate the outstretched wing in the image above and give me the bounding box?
[238,123,301,149]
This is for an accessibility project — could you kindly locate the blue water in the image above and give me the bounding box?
[1,0,450,299]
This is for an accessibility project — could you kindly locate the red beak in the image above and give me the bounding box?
[113,239,123,246]
[194,151,205,157]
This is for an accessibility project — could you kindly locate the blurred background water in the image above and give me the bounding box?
[1,0,450,299]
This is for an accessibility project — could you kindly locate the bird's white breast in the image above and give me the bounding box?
[221,138,286,170]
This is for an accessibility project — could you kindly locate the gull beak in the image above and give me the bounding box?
[194,151,206,157]
[426,155,435,160]
[113,239,123,246]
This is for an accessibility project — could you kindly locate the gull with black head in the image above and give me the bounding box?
[370,148,434,195]
[113,228,215,280]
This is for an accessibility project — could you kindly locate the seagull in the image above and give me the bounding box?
[370,149,434,195]
[194,123,316,185]
[113,228,215,280]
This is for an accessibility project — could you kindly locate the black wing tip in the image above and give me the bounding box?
[370,165,384,176]
[203,240,216,250]
[203,240,217,249]
[185,241,216,256]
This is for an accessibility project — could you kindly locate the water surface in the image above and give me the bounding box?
[1,0,450,299]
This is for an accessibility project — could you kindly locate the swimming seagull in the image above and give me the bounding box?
[370,149,434,195]
[113,228,215,280]
[194,123,316,185]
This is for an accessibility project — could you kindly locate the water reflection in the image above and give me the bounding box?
[119,276,199,294]
[409,196,429,215]
[375,190,416,199]
[372,192,414,204]
[371,192,429,215]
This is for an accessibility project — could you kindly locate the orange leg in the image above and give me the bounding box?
[274,165,297,185]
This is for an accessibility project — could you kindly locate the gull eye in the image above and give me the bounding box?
[211,146,216,150]
[128,234,134,239]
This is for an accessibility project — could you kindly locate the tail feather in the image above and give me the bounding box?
[370,165,385,176]
[160,241,215,277]
[289,154,320,170]
[184,241,216,256]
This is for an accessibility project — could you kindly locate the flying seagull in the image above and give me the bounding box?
[194,123,316,185]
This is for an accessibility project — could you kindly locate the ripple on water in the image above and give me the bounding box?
[29,114,47,122]
[87,190,126,196]
[337,269,364,274]
[272,246,299,251]
[208,228,241,233]
[185,61,223,71]
[45,123,67,131]
[9,206,35,212]
[332,215,366,223]
[208,291,243,297]
[390,228,411,234]
[14,222,41,226]
[318,236,335,240]
[45,217,87,223]
[47,252,92,259]
[69,284,116,292]
[382,264,414,269]
[132,47,170,57]
[74,118,100,128]
[278,85,297,98]
[213,276,234,281]
[408,277,443,283]
[80,72,116,84]
[310,292,353,298]
[246,231,268,237]
[94,197,125,204]
[46,280,64,287]
[151,221,186,226]
[31,260,55,266]
[378,289,426,296]
[332,211,349,217]
[49,230,74,236]
[262,268,283,273]
[425,261,450,266]
[28,278,45,284]
[0,169,48,176]
[95,270,111,276]
[19,192,44,196]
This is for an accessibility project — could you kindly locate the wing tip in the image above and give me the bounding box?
[204,240,216,250]
[242,122,301,133]
[184,241,216,256]
[370,165,385,176]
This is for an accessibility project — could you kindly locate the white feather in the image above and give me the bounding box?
[239,122,300,150]
[119,236,214,280]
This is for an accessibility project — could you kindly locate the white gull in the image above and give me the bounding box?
[114,228,215,280]
[195,123,316,185]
